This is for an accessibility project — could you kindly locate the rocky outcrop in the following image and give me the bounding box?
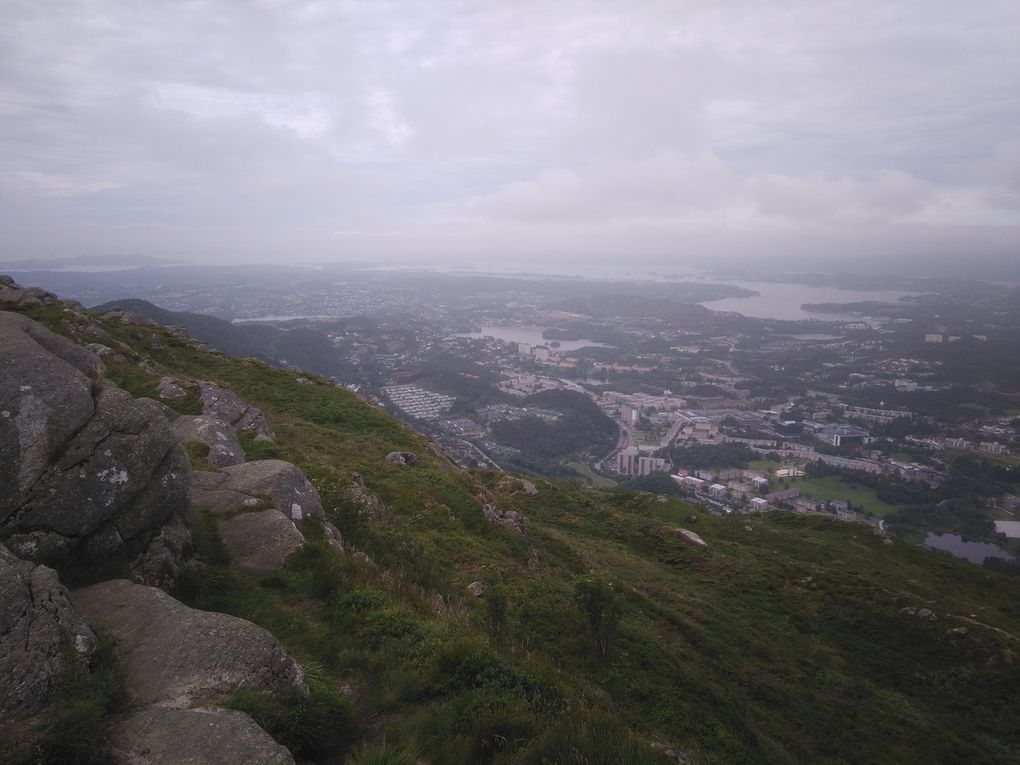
[72,579,307,708]
[217,510,305,574]
[0,312,191,582]
[385,451,417,466]
[199,381,275,439]
[482,503,527,534]
[674,528,707,547]
[190,460,329,571]
[110,707,295,765]
[128,515,192,590]
[157,377,187,400]
[900,606,937,621]
[86,342,128,363]
[347,473,386,524]
[99,307,160,327]
[498,476,539,496]
[192,460,323,522]
[0,545,97,720]
[189,470,261,516]
[172,415,246,468]
[0,276,58,307]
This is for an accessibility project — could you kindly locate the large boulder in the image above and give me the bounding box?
[199,382,275,439]
[217,510,305,574]
[0,311,104,513]
[172,415,246,468]
[0,545,97,721]
[0,312,191,582]
[110,707,295,765]
[189,470,261,516]
[384,451,417,466]
[194,461,323,522]
[72,579,307,709]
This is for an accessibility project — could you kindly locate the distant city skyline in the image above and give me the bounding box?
[2,1,1018,270]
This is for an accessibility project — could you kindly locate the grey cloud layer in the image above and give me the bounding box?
[1,0,1018,265]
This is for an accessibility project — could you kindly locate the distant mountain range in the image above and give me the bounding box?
[0,255,187,270]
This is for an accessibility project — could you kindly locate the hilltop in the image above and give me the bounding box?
[1,276,1019,765]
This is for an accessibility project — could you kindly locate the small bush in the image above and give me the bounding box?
[345,738,422,765]
[184,440,211,469]
[223,680,357,762]
[164,384,202,415]
[238,429,286,460]
[33,626,125,765]
[287,539,348,602]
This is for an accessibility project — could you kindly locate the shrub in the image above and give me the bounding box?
[345,738,422,765]
[33,627,125,765]
[223,680,357,762]
[184,440,210,469]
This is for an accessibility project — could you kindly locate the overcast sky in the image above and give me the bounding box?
[2,0,1018,271]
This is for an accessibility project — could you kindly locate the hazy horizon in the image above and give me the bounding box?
[2,1,1019,272]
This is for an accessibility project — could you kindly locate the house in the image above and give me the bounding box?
[833,506,858,523]
[793,498,823,514]
[765,488,800,503]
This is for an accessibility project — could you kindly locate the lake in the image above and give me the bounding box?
[700,280,918,322]
[923,533,1015,565]
[455,325,613,350]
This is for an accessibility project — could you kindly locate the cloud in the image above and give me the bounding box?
[0,0,1018,267]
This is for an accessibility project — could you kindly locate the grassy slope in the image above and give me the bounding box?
[789,475,899,516]
[11,302,1020,765]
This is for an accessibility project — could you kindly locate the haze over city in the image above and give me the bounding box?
[2,1,1019,274]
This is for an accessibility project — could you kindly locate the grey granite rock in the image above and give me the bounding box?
[217,509,305,574]
[72,579,307,709]
[208,460,324,522]
[0,544,96,721]
[199,382,275,439]
[172,415,246,468]
[384,451,417,466]
[110,707,295,765]
[0,313,191,581]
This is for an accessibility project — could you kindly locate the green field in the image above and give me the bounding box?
[790,475,898,516]
[747,459,778,473]
[944,447,1020,467]
[567,461,618,488]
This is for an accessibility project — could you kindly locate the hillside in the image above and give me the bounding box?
[91,298,359,381]
[3,281,1020,765]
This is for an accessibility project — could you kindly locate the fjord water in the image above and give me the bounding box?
[700,279,918,321]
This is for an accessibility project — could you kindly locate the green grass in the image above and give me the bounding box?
[944,447,1020,467]
[567,461,618,488]
[747,459,778,473]
[789,475,899,516]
